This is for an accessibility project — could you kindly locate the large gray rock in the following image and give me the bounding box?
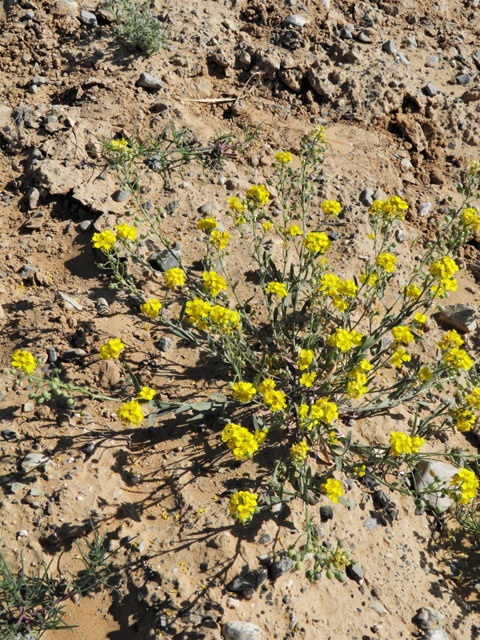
[22,453,50,474]
[414,460,458,513]
[269,556,294,580]
[223,621,263,640]
[137,73,166,90]
[423,627,450,640]
[439,304,477,333]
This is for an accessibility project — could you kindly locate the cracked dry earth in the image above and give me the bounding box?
[1,0,480,639]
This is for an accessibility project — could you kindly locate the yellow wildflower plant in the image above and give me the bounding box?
[185,298,211,330]
[222,423,260,460]
[99,338,125,360]
[390,348,411,368]
[321,478,343,503]
[286,224,302,237]
[209,306,241,334]
[391,326,414,345]
[263,389,287,411]
[414,313,426,324]
[229,491,257,523]
[258,378,276,394]
[389,432,424,456]
[466,387,480,409]
[443,347,473,370]
[437,330,463,350]
[419,366,433,382]
[140,299,162,320]
[137,387,155,401]
[453,408,475,433]
[276,150,293,164]
[12,350,36,374]
[115,223,137,241]
[232,381,256,402]
[369,196,408,220]
[303,232,331,254]
[461,208,480,231]
[321,200,342,217]
[266,281,288,298]
[197,218,219,231]
[262,220,272,232]
[117,401,144,426]
[429,256,458,280]
[360,273,377,286]
[449,468,479,504]
[246,184,270,207]
[319,274,340,295]
[164,268,185,289]
[110,138,129,152]
[405,284,422,299]
[92,230,116,252]
[228,197,245,213]
[203,271,227,297]
[376,252,397,273]
[210,229,231,250]
[300,372,317,387]
[297,349,314,370]
[328,328,363,353]
[290,441,309,464]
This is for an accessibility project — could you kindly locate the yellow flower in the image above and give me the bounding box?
[321,478,343,503]
[185,298,212,330]
[209,305,241,334]
[391,326,414,345]
[286,224,302,237]
[354,465,366,477]
[263,389,287,412]
[110,138,129,151]
[164,268,185,289]
[203,271,227,297]
[309,124,327,145]
[429,256,458,280]
[444,347,473,370]
[232,381,256,402]
[246,184,270,207]
[377,252,397,273]
[366,233,375,240]
[140,299,162,320]
[197,218,219,231]
[290,441,309,464]
[321,200,342,217]
[222,423,259,459]
[449,468,479,504]
[137,386,155,401]
[301,398,338,426]
[466,387,480,409]
[328,328,364,353]
[337,280,357,298]
[297,349,314,371]
[117,401,144,426]
[328,430,339,444]
[262,221,272,232]
[12,350,36,374]
[419,366,433,382]
[99,338,125,360]
[453,408,475,433]
[347,375,368,399]
[437,330,463,350]
[276,150,293,164]
[228,197,245,213]
[390,348,411,368]
[360,273,377,286]
[229,491,257,523]
[369,196,408,220]
[300,371,317,387]
[414,313,426,324]
[303,232,331,254]
[405,284,422,299]
[115,223,136,241]
[266,281,288,298]
[319,274,340,295]
[389,431,424,456]
[257,378,276,394]
[211,229,231,250]
[461,208,480,231]
[467,160,480,178]
[92,230,116,252]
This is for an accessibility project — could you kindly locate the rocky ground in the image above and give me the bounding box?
[1,0,480,639]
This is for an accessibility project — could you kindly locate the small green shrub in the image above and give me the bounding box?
[104,0,168,56]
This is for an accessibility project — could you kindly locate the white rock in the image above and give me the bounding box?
[223,621,263,640]
[22,452,50,474]
[418,202,432,217]
[55,291,83,311]
[414,460,458,513]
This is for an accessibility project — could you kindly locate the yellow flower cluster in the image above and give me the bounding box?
[429,256,458,294]
[209,305,241,334]
[197,217,219,231]
[286,224,302,237]
[370,196,408,220]
[467,160,480,178]
[405,284,421,299]
[303,232,331,254]
[321,200,342,217]
[360,273,377,286]
[117,401,144,426]
[186,298,212,330]
[453,408,475,433]
[233,381,256,402]
[262,220,272,232]
[229,491,257,523]
[347,359,371,399]
[92,230,117,252]
[110,138,129,151]
[437,330,463,350]
[116,223,136,241]
[419,366,433,381]
[290,441,309,464]
[99,338,125,360]
[137,386,155,401]
[299,398,338,427]
[228,197,245,213]
[319,274,357,311]
[414,313,426,324]
[390,348,411,368]
[222,422,261,459]
[263,389,287,411]
[297,349,314,370]
[321,478,343,503]
[246,184,270,207]
[449,468,479,504]
[266,281,288,298]
[377,252,397,273]
[389,431,424,456]
[444,347,473,370]
[391,326,414,345]
[300,371,317,387]
[328,328,363,352]
[12,350,36,374]
[203,271,227,297]
[309,124,327,146]
[258,378,276,394]
[185,299,240,334]
[276,150,293,164]
[164,268,185,289]
[461,208,480,231]
[141,299,162,319]
[466,387,480,409]
[211,229,231,250]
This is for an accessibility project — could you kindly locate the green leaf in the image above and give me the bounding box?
[343,430,353,454]
[253,355,267,387]
[209,393,227,402]
[337,496,352,507]
[335,455,343,472]
[174,403,193,414]
[124,362,142,394]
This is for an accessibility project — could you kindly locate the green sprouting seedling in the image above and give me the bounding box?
[104,0,168,56]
